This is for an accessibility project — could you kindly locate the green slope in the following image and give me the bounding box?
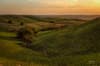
[0,31,50,66]
[75,17,100,52]
[31,17,100,65]
[0,17,100,65]
[0,15,38,23]
[34,17,100,54]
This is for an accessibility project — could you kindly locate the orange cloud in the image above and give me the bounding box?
[0,0,100,15]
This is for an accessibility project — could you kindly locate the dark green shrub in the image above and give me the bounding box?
[8,20,13,24]
[20,22,24,26]
[17,27,37,47]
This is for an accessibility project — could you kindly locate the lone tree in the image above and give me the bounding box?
[17,26,37,47]
[8,20,13,24]
[50,21,54,23]
[20,22,24,26]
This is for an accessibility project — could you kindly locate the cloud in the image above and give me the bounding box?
[0,0,99,14]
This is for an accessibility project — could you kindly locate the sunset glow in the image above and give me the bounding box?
[0,0,100,15]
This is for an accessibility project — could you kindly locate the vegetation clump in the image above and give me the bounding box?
[8,20,13,24]
[17,26,37,47]
[20,22,24,26]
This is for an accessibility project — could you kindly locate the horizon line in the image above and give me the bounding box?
[0,14,100,16]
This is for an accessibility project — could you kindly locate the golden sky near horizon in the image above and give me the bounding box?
[0,0,100,15]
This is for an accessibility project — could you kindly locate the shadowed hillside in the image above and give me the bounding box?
[30,17,100,65]
[34,17,100,55]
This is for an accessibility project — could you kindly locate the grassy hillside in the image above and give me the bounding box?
[34,17,100,53]
[0,15,73,32]
[0,15,39,23]
[0,31,51,65]
[0,15,100,66]
[31,17,100,65]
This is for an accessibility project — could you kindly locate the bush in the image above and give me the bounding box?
[17,26,37,47]
[8,20,13,24]
[20,22,24,26]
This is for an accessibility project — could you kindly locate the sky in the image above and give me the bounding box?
[0,0,100,15]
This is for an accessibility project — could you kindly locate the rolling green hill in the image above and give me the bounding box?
[0,16,100,66]
[0,15,39,23]
[31,17,100,65]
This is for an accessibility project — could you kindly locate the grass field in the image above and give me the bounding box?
[0,15,100,66]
